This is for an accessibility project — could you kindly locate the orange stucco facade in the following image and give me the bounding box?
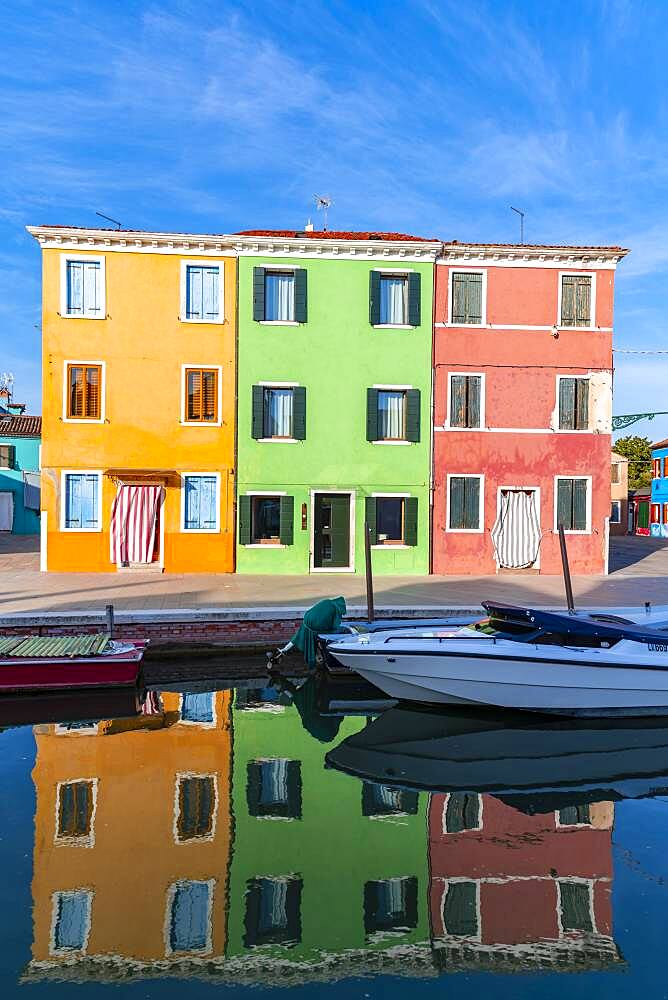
[29,691,233,975]
[33,230,237,572]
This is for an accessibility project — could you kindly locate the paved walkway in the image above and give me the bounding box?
[1,535,668,615]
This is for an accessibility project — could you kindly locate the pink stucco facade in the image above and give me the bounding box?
[432,246,627,575]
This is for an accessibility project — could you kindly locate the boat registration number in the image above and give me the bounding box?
[648,643,668,652]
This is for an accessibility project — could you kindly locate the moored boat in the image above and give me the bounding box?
[0,634,147,692]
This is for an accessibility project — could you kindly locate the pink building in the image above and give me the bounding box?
[432,243,628,575]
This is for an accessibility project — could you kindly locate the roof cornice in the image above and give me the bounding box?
[26,226,239,256]
[438,243,628,268]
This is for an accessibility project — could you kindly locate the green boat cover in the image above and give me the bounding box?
[290,597,347,667]
[0,635,111,658]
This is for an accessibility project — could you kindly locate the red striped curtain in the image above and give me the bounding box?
[111,485,163,566]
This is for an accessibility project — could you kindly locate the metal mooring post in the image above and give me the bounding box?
[105,603,115,639]
[557,524,575,613]
[364,522,375,623]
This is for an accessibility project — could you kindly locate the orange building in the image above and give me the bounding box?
[27,226,238,573]
[27,690,233,980]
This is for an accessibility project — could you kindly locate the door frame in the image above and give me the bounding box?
[309,489,356,573]
[0,490,14,532]
[494,485,541,570]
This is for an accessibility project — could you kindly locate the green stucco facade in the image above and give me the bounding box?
[236,251,435,574]
[226,693,430,983]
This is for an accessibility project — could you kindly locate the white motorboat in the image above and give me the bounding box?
[327,601,668,716]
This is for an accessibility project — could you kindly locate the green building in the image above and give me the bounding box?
[235,231,439,574]
[225,687,432,985]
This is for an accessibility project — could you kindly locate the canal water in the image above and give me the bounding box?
[1,675,668,998]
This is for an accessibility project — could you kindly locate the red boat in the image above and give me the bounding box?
[0,635,148,692]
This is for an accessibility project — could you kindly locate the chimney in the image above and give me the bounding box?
[304,218,314,232]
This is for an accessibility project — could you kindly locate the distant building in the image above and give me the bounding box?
[610,451,629,535]
[0,384,40,534]
[629,487,651,535]
[650,438,668,536]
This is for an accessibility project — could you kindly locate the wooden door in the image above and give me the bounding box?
[314,494,350,569]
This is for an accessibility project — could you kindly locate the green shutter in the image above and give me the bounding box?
[452,274,465,324]
[366,388,379,441]
[238,495,251,544]
[293,386,306,440]
[557,479,573,530]
[365,496,378,545]
[449,477,465,529]
[468,376,481,427]
[467,273,482,323]
[279,496,294,545]
[463,477,480,529]
[443,881,478,937]
[573,478,588,530]
[404,497,418,546]
[559,378,576,430]
[407,272,421,326]
[561,276,576,326]
[450,375,466,427]
[252,267,266,321]
[575,277,592,326]
[369,270,381,325]
[405,389,421,442]
[251,385,265,439]
[294,268,307,323]
[575,378,589,430]
[559,881,593,933]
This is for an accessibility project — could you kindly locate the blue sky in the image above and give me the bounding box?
[1,0,667,437]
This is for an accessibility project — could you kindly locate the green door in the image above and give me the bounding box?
[314,494,351,569]
[638,500,650,530]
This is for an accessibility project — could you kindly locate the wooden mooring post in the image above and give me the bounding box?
[364,521,375,623]
[105,603,115,639]
[557,524,575,613]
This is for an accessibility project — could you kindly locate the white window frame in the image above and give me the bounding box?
[554,807,593,829]
[370,491,411,549]
[610,499,622,524]
[555,374,591,432]
[244,490,288,548]
[260,265,298,325]
[173,772,219,844]
[178,691,218,727]
[446,371,486,429]
[60,254,106,319]
[371,383,413,446]
[447,268,487,326]
[180,472,221,533]
[256,381,300,443]
[54,777,99,848]
[49,889,93,956]
[556,878,596,936]
[60,470,103,533]
[179,260,224,324]
[438,878,482,941]
[441,792,484,833]
[446,473,485,533]
[557,271,597,330]
[373,268,414,329]
[180,364,223,427]
[164,879,215,956]
[62,360,106,424]
[553,475,592,534]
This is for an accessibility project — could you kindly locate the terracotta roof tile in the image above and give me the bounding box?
[0,415,41,438]
[235,230,434,241]
[652,438,668,450]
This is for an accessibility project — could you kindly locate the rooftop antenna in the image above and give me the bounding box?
[314,195,332,232]
[0,372,14,400]
[510,206,525,244]
[95,211,122,230]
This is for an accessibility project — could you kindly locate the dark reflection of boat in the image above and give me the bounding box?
[0,685,143,728]
[325,704,668,811]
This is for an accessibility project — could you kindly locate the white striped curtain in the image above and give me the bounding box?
[265,273,295,321]
[378,390,405,439]
[111,485,163,566]
[491,489,541,569]
[379,277,407,324]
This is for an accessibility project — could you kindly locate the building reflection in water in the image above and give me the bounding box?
[25,685,623,985]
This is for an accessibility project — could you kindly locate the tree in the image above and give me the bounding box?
[613,435,653,489]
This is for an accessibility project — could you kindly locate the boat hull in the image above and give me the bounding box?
[0,642,147,692]
[333,648,668,715]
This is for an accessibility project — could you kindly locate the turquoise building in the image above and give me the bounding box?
[650,438,668,537]
[0,409,41,534]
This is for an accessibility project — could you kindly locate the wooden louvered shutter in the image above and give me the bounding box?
[557,479,573,530]
[369,271,381,325]
[449,477,465,529]
[405,389,421,442]
[86,366,100,419]
[468,376,481,427]
[238,495,251,544]
[294,269,307,323]
[561,276,576,326]
[467,274,482,323]
[279,495,294,545]
[251,385,265,439]
[366,388,379,441]
[0,445,14,468]
[573,478,588,530]
[407,272,421,326]
[576,276,591,326]
[186,369,202,421]
[201,369,217,421]
[365,496,377,545]
[575,378,589,429]
[252,267,266,321]
[559,377,575,430]
[404,496,418,545]
[68,365,84,417]
[452,274,465,323]
[450,375,466,427]
[463,477,480,529]
[292,387,306,440]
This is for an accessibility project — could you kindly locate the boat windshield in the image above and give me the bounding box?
[472,618,537,639]
[472,618,621,649]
